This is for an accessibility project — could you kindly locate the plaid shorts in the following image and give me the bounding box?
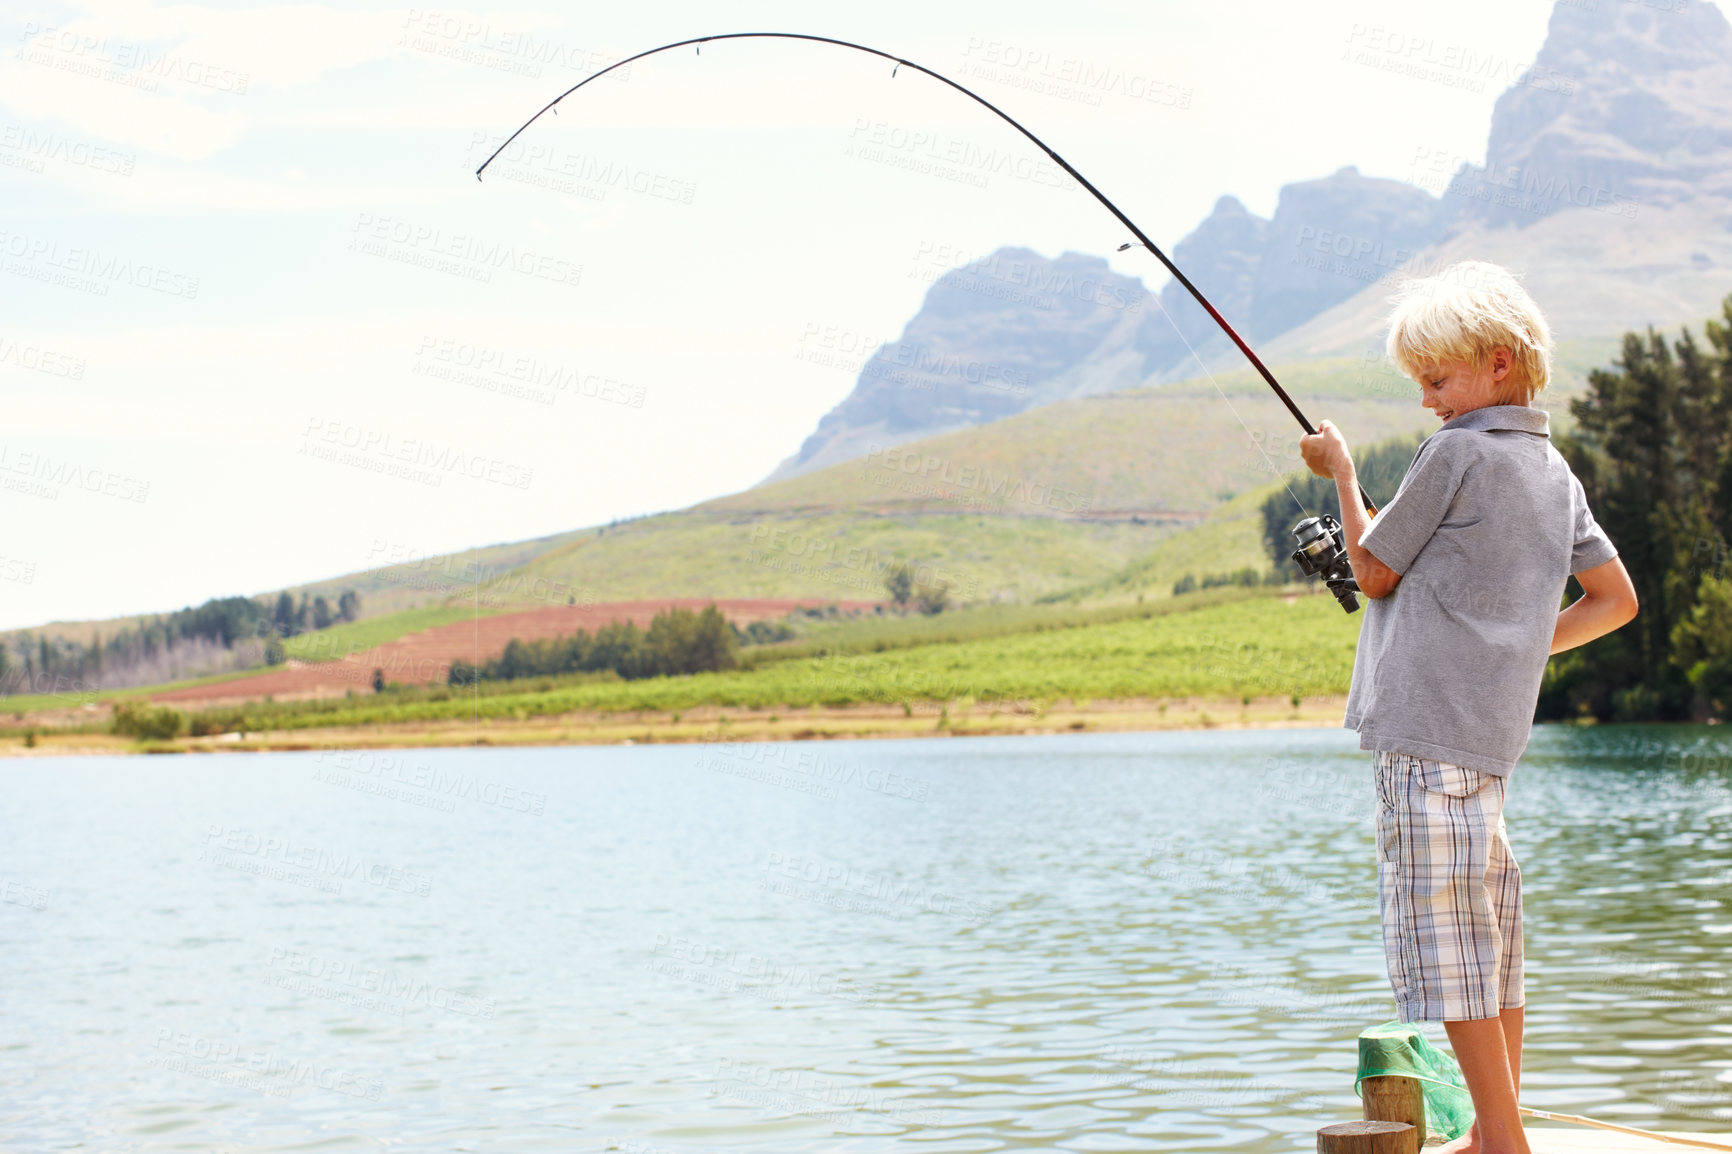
[1374,750,1524,1022]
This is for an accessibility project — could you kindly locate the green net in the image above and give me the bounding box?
[1354,1020,1475,1143]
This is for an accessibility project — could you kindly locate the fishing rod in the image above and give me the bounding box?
[476,31,1374,609]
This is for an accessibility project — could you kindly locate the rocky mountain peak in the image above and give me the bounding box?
[1450,0,1732,226]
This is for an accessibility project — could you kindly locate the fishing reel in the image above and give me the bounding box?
[1291,514,1360,614]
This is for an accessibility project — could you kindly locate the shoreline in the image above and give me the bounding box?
[0,694,1353,757]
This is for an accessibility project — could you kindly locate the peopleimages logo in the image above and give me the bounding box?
[202,824,433,898]
[413,336,645,408]
[264,947,495,1019]
[0,335,84,379]
[347,213,582,288]
[0,124,134,176]
[149,1029,383,1101]
[0,228,199,299]
[18,21,251,94]
[300,418,533,490]
[862,443,1092,515]
[312,750,549,815]
[0,445,149,502]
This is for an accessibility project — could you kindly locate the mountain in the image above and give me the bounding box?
[767,248,1157,480]
[1266,0,1732,362]
[770,168,1451,482]
[773,0,1732,480]
[1445,0,1732,229]
[1140,169,1449,369]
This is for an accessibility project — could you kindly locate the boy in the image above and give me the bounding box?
[1298,261,1639,1154]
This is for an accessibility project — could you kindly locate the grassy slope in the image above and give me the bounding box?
[484,508,1181,606]
[8,346,1591,679]
[279,528,594,619]
[736,583,1277,664]
[704,355,1436,517]
[1050,486,1279,604]
[147,586,1362,732]
[482,355,1444,608]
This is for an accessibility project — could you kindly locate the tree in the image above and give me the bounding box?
[734,618,795,645]
[337,590,361,623]
[915,580,950,615]
[441,605,742,687]
[371,667,386,693]
[1539,293,1732,721]
[885,564,914,608]
[679,604,739,673]
[590,620,647,678]
[273,592,296,638]
[1259,432,1424,574]
[264,635,286,665]
[645,605,739,676]
[111,701,185,741]
[1671,574,1732,717]
[312,596,333,631]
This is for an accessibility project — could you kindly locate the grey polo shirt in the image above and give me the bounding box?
[1343,404,1619,777]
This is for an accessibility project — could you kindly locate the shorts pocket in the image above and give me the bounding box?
[1373,753,1392,812]
[1417,758,1490,798]
[1375,804,1400,865]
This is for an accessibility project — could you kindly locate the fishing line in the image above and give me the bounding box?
[472,30,1376,516]
[1143,287,1314,518]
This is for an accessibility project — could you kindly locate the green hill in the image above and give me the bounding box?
[463,355,1462,609]
[4,349,1586,679]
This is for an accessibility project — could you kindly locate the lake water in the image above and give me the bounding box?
[2,725,1729,1151]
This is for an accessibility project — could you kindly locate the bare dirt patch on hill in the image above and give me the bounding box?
[150,598,879,707]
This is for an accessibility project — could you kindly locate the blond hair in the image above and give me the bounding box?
[1384,261,1552,404]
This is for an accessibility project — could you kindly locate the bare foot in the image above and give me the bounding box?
[1433,1120,1481,1154]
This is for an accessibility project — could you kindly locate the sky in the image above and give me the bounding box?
[4,0,1686,630]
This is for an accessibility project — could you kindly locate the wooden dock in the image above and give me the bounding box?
[1338,1076,1730,1153]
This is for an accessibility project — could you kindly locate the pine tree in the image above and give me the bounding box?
[1544,294,1732,720]
[273,592,296,638]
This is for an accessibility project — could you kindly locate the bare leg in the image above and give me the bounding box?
[1434,1010,1529,1154]
[1502,1006,1523,1101]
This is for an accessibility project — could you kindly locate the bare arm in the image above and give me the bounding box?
[1332,462,1401,598]
[1300,420,1401,599]
[1551,556,1638,654]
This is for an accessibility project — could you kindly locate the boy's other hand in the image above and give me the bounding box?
[1299,419,1353,479]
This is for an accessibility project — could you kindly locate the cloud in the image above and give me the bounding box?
[51,0,415,87]
[0,29,247,159]
[0,0,453,159]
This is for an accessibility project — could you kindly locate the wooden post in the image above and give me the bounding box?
[1316,1120,1417,1154]
[1361,1073,1427,1147]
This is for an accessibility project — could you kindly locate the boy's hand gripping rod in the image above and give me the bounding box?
[474,31,1378,516]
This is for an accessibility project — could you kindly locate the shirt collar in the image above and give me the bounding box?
[1440,404,1550,436]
